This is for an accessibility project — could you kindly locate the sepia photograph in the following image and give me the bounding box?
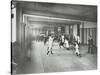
[11,0,97,74]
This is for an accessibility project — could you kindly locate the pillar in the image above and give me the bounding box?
[77,24,80,36]
[82,22,84,44]
[11,7,16,43]
[23,16,28,41]
[73,24,77,37]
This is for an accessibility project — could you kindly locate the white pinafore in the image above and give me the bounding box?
[65,40,69,48]
[48,37,53,51]
[75,44,80,54]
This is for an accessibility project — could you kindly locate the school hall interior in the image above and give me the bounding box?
[11,1,97,74]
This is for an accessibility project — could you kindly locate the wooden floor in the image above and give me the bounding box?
[17,41,97,74]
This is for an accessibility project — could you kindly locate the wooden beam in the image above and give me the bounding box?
[22,8,97,22]
[28,20,81,25]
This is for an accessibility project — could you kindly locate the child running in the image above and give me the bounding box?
[47,35,54,55]
[74,42,81,57]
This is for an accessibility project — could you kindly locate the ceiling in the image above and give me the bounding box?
[15,1,97,24]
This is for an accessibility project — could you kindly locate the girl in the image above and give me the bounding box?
[47,35,54,55]
[64,38,69,50]
[74,42,81,57]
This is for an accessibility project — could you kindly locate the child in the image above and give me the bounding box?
[88,36,93,54]
[64,38,69,50]
[47,35,54,55]
[74,42,81,57]
[59,34,65,48]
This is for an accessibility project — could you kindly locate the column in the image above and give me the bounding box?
[82,22,84,44]
[16,6,23,43]
[73,24,77,37]
[23,16,28,41]
[77,24,80,36]
[11,8,16,43]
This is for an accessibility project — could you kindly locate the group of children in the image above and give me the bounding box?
[46,34,81,57]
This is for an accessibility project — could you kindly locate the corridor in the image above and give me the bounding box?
[17,41,97,74]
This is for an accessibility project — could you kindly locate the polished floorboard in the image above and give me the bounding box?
[17,41,97,74]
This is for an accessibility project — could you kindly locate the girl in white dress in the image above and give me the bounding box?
[47,35,54,55]
[75,42,81,57]
[61,35,65,43]
[65,38,69,50]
